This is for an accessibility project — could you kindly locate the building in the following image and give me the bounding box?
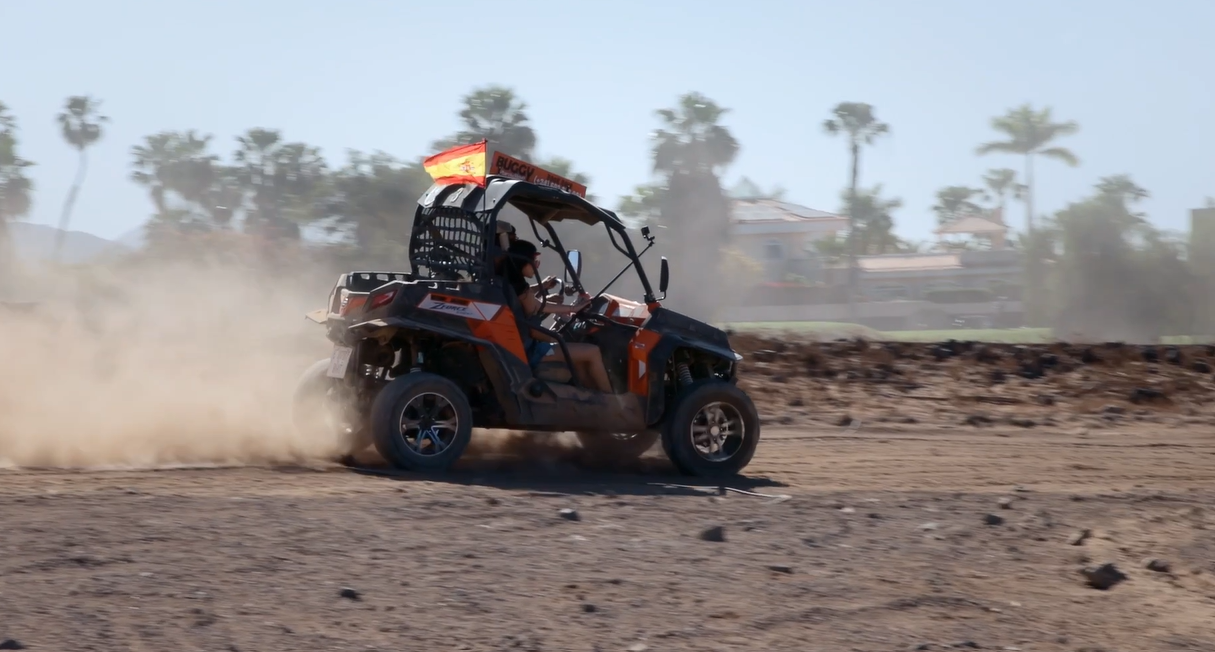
[722,191,1025,330]
[728,195,849,282]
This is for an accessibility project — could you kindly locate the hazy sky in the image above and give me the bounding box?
[2,0,1212,242]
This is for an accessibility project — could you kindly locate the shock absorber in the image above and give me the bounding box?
[676,362,694,387]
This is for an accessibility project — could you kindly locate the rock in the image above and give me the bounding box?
[627,644,650,652]
[1141,346,1159,362]
[1081,348,1100,364]
[486,497,501,506]
[0,641,25,650]
[1129,387,1167,404]
[990,369,1007,384]
[1165,347,1183,365]
[1069,529,1092,546]
[699,526,726,542]
[752,349,778,363]
[766,564,794,574]
[1009,418,1036,428]
[1102,404,1126,415]
[983,514,1005,526]
[974,346,1001,363]
[788,397,805,407]
[1036,394,1056,406]
[1081,563,1127,590]
[338,587,361,601]
[1017,362,1044,380]
[954,642,980,649]
[997,497,1014,509]
[836,414,855,427]
[1192,360,1212,374]
[1145,558,1171,573]
[964,414,993,427]
[559,508,581,522]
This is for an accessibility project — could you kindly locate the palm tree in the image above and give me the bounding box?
[976,104,1079,233]
[1095,174,1149,207]
[53,95,108,261]
[233,128,327,239]
[616,184,665,226]
[131,130,225,234]
[0,102,35,272]
[435,86,537,159]
[981,168,1025,224]
[824,102,889,317]
[932,186,985,226]
[842,184,903,254]
[327,150,431,253]
[649,92,739,317]
[652,92,739,178]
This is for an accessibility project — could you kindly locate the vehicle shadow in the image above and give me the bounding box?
[313,450,789,498]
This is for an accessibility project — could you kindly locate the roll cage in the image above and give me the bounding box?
[410,175,660,304]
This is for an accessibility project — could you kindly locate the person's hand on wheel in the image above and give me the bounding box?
[542,275,559,290]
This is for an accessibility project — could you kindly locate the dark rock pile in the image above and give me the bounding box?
[729,335,1215,428]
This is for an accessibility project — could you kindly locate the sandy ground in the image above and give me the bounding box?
[4,419,1215,652]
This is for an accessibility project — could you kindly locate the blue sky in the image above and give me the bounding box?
[2,0,1212,242]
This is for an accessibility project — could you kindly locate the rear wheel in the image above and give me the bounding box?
[370,373,473,472]
[575,430,659,462]
[292,359,370,459]
[661,381,760,477]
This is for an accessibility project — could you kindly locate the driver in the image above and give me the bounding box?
[499,239,616,395]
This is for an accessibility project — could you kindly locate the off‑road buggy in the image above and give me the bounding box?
[292,151,760,477]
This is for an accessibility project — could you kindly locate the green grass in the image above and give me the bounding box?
[724,322,1206,344]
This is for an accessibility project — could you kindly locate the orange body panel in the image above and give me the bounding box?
[627,329,663,396]
[421,292,528,362]
[469,308,528,363]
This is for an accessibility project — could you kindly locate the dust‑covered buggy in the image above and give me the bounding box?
[293,141,760,477]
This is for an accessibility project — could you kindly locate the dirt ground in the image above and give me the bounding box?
[4,338,1215,651]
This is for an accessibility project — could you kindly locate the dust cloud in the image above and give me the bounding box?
[0,259,339,469]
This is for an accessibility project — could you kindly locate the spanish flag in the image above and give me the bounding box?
[423,140,488,186]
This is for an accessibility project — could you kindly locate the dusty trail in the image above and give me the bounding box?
[5,262,1215,650]
[4,422,1215,652]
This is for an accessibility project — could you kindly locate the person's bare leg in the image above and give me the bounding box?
[573,345,614,393]
[548,344,613,393]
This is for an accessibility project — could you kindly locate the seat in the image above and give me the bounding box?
[495,277,577,385]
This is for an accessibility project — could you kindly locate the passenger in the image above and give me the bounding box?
[500,239,616,394]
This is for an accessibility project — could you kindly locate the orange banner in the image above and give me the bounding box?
[489,151,588,198]
[423,140,487,186]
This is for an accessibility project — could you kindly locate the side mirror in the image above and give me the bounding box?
[565,250,582,285]
[659,256,670,298]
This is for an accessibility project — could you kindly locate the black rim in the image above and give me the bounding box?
[397,392,460,456]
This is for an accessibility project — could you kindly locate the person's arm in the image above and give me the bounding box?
[527,276,559,293]
[520,290,588,317]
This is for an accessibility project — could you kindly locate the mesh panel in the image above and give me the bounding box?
[409,206,489,280]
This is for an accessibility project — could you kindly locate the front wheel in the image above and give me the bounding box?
[370,373,474,472]
[661,381,761,477]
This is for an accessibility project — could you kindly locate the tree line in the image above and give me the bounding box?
[0,88,1208,336]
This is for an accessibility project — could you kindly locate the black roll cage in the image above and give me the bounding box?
[410,176,658,304]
